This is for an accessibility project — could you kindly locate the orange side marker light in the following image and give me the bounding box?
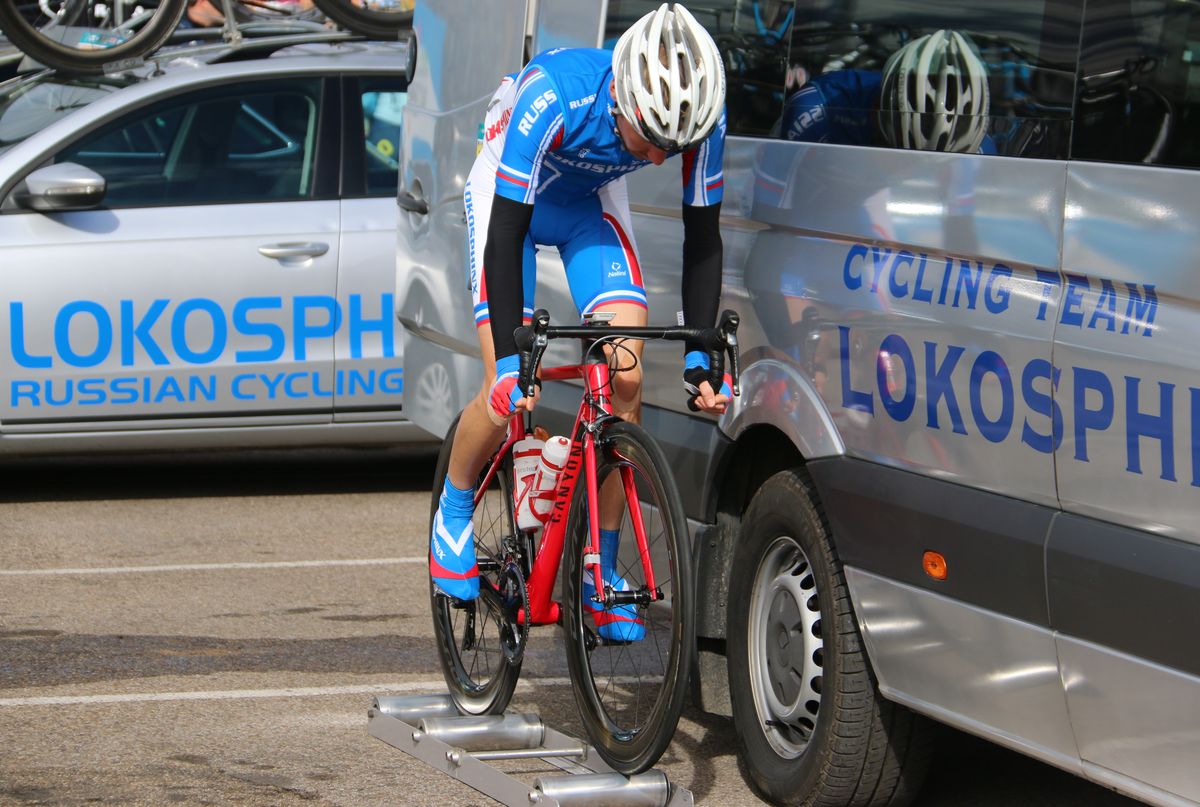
[923,551,948,581]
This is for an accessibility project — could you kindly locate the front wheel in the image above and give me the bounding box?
[428,413,522,716]
[562,421,694,774]
[0,0,186,74]
[310,0,411,39]
[727,469,932,806]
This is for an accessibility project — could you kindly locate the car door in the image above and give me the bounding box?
[0,76,341,431]
[333,75,407,422]
[1048,1,1200,801]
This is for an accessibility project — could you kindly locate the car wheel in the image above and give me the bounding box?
[727,469,932,806]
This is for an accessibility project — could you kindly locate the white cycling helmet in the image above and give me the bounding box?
[878,30,990,153]
[611,3,726,152]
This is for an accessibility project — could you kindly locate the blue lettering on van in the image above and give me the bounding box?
[837,326,1194,484]
[839,244,1155,336]
[8,294,396,368]
[9,366,402,408]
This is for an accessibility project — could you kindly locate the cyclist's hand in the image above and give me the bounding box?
[487,354,539,425]
[683,350,733,415]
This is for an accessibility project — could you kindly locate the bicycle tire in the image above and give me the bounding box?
[310,0,411,39]
[562,420,694,774]
[0,0,186,74]
[428,412,522,716]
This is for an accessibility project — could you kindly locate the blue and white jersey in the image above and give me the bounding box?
[478,48,726,208]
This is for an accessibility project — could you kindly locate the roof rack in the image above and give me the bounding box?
[154,27,364,66]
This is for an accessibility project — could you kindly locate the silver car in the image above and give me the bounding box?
[0,35,435,456]
[396,1,1200,806]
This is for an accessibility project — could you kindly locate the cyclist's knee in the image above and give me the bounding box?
[612,365,642,422]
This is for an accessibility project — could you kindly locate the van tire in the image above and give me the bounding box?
[727,469,932,806]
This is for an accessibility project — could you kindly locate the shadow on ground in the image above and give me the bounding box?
[0,446,440,503]
[0,629,567,689]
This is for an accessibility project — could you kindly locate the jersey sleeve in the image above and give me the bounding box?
[782,83,831,143]
[494,65,566,204]
[681,109,726,207]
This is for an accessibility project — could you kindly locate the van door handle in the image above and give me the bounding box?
[258,242,329,260]
[397,191,429,214]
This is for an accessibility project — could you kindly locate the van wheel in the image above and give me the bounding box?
[727,469,932,806]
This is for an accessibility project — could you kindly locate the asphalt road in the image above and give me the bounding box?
[0,449,1145,807]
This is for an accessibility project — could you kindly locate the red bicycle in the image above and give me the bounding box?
[428,307,740,774]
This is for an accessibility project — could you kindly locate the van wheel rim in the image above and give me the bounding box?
[747,535,824,759]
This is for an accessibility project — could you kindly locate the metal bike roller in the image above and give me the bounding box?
[368,693,695,806]
[417,713,544,752]
[370,693,458,722]
[533,770,671,807]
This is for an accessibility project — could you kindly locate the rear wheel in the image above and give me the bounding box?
[429,413,522,716]
[562,421,694,774]
[0,0,185,74]
[310,0,411,39]
[727,469,932,806]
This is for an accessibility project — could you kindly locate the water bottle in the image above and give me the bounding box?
[511,436,544,514]
[516,435,570,530]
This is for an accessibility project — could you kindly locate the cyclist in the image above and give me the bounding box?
[429,3,730,642]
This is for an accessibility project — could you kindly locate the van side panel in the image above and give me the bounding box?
[1058,164,1200,544]
[394,0,527,438]
[845,567,1081,774]
[627,139,1066,511]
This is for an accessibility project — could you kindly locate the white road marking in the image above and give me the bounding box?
[0,558,426,576]
[0,678,574,708]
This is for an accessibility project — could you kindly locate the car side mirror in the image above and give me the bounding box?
[14,162,106,212]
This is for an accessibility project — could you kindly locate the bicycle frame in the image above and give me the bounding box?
[473,351,653,627]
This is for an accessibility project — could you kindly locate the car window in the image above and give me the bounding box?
[55,78,322,207]
[1072,0,1200,169]
[361,84,406,195]
[0,75,135,157]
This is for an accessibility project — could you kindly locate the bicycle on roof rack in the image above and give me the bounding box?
[0,0,411,75]
[428,307,741,775]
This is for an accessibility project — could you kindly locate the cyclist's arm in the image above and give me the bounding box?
[488,64,566,361]
[484,196,534,361]
[679,112,726,354]
[680,201,723,355]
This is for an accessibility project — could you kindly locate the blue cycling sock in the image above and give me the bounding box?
[585,528,644,641]
[599,528,620,575]
[430,476,478,600]
[440,476,474,518]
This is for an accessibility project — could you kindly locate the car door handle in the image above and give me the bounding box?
[397,191,429,215]
[258,242,330,260]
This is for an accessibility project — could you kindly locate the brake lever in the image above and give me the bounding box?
[719,309,741,397]
[516,309,550,397]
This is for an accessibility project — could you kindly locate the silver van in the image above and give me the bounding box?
[395,1,1200,805]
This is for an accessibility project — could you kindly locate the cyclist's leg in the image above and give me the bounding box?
[555,181,648,640]
[431,168,536,600]
[556,178,648,427]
